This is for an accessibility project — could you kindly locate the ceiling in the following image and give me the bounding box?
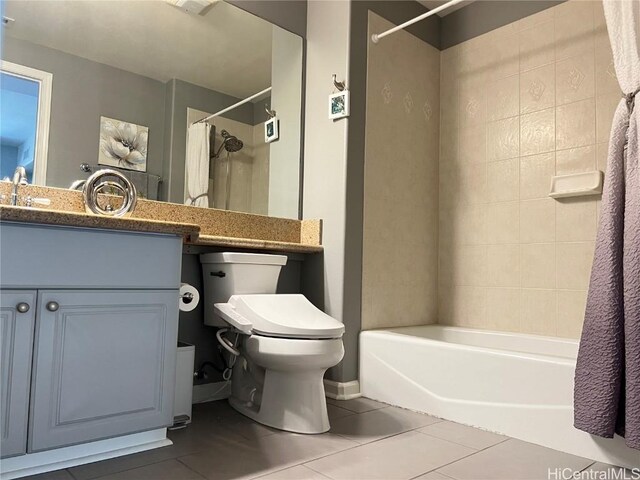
[3,0,276,99]
[417,0,472,16]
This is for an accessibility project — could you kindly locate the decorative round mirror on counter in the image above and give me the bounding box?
[82,169,137,217]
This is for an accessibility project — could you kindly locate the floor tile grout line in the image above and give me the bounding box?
[299,422,463,479]
[296,464,334,480]
[326,406,359,419]
[411,468,458,480]
[249,463,334,480]
[75,455,207,480]
[326,402,389,415]
[174,457,210,480]
[327,403,359,413]
[303,429,511,480]
[79,454,196,480]
[171,429,368,479]
[67,468,82,480]
[301,429,427,474]
[406,438,513,480]
[414,427,508,451]
[578,461,598,473]
[72,437,226,480]
[329,416,445,448]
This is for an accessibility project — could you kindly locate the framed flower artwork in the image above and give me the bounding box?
[98,116,148,172]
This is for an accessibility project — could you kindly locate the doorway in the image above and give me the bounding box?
[0,61,52,184]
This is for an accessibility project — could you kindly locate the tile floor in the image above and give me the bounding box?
[22,398,633,480]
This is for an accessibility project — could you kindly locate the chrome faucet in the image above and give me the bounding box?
[11,166,28,206]
[69,179,86,191]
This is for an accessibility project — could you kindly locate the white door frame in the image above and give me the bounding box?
[1,60,52,185]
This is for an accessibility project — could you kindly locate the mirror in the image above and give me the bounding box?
[1,0,303,218]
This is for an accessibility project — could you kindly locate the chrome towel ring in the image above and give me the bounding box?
[83,169,137,217]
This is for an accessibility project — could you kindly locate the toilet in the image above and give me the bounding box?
[200,252,344,434]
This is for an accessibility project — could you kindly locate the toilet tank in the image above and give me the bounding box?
[200,252,287,327]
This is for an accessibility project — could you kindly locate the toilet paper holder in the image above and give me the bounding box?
[180,292,195,303]
[178,283,200,312]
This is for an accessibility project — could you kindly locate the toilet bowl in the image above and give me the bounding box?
[200,252,345,434]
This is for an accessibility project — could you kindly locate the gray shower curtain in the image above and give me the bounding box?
[574,0,640,450]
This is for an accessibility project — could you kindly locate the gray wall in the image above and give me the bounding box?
[179,254,221,385]
[356,1,440,49]
[268,28,303,218]
[253,96,272,125]
[3,37,166,188]
[227,0,307,38]
[162,79,253,203]
[301,0,352,382]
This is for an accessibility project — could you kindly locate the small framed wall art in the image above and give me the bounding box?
[265,116,279,143]
[328,90,350,120]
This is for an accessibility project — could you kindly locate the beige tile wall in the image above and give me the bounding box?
[361,12,441,330]
[438,0,620,338]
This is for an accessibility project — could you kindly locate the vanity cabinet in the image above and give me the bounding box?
[0,291,36,458]
[0,222,182,458]
[29,290,178,452]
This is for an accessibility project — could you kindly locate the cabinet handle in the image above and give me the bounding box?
[16,302,30,313]
[46,301,59,312]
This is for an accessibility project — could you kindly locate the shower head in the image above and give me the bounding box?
[214,129,243,156]
[221,129,243,153]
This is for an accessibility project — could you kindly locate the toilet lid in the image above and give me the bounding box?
[216,294,345,339]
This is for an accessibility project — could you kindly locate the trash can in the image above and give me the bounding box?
[172,342,195,429]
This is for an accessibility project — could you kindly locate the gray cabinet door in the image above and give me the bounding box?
[1,290,36,458]
[29,290,178,452]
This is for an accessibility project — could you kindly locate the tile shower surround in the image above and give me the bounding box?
[361,12,441,331]
[437,0,619,338]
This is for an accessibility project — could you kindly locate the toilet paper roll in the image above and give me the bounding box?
[179,283,200,312]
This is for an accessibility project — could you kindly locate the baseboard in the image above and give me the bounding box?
[324,379,361,400]
[1,429,170,480]
[192,381,231,404]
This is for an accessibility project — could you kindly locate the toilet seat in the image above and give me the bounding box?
[214,294,344,339]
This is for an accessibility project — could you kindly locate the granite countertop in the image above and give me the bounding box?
[0,205,200,238]
[190,233,324,253]
[0,183,322,253]
[0,204,324,253]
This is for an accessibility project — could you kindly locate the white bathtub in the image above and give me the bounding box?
[360,325,640,469]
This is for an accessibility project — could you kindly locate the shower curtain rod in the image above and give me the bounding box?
[371,0,467,43]
[194,86,272,125]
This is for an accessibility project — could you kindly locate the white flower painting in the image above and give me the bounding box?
[98,116,148,172]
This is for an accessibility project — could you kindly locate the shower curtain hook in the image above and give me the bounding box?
[332,74,346,92]
[265,104,277,119]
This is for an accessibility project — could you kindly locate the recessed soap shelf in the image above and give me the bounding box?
[549,171,603,199]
